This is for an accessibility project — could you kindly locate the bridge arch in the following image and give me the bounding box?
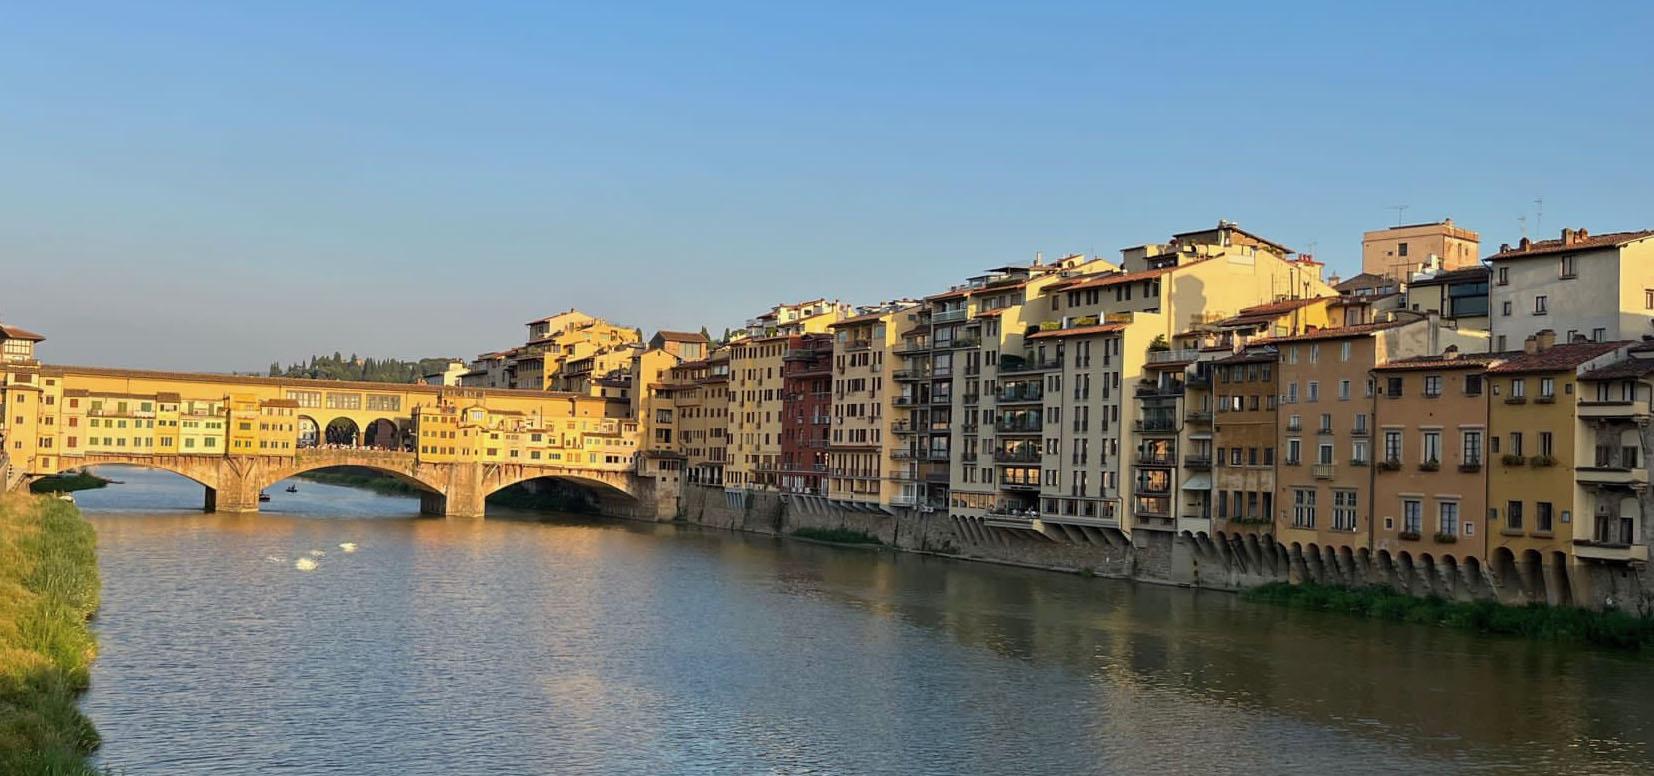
[297,415,321,448]
[363,418,398,450]
[324,417,360,446]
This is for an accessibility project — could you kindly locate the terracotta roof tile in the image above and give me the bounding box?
[1048,266,1175,293]
[1374,351,1509,372]
[1026,323,1128,340]
[654,330,709,342]
[1253,320,1406,344]
[1489,230,1654,261]
[1578,356,1654,381]
[1485,341,1628,374]
[0,324,45,342]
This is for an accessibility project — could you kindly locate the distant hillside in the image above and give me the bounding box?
[268,353,458,383]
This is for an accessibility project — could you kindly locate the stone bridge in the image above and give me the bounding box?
[69,448,675,520]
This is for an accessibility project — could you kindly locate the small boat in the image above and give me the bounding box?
[285,484,299,493]
[258,491,272,503]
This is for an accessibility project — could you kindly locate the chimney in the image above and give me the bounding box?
[1535,329,1557,352]
[1577,227,1589,241]
[1499,243,1511,253]
[1562,228,1577,246]
[1519,237,1532,251]
[1443,345,1460,360]
[1523,335,1539,355]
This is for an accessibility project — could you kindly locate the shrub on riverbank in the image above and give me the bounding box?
[1245,582,1654,652]
[28,472,110,495]
[792,527,882,545]
[0,494,105,774]
[296,467,425,496]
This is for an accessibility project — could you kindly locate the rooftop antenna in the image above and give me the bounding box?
[1389,204,1409,226]
[1518,215,1528,239]
[1533,196,1544,235]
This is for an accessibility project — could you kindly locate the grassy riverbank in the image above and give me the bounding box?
[28,473,110,495]
[1245,582,1654,652]
[0,494,104,774]
[791,527,882,545]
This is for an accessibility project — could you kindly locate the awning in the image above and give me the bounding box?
[1181,472,1212,491]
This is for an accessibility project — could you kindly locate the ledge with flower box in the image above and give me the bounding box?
[1378,459,1402,472]
[1501,454,1527,466]
[1418,459,1441,472]
[1529,455,1557,468]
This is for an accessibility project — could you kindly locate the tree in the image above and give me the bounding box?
[699,326,711,341]
[268,361,281,377]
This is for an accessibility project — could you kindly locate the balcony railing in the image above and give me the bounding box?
[998,356,1061,374]
[961,393,980,405]
[893,368,930,381]
[995,419,1044,434]
[996,388,1044,404]
[1312,463,1336,480]
[893,341,932,355]
[1184,409,1213,423]
[945,337,982,350]
[931,309,968,324]
[843,340,872,352]
[1133,419,1178,433]
[1136,381,1185,397]
[993,449,1041,463]
[1184,456,1212,470]
[1147,348,1203,364]
[893,396,919,407]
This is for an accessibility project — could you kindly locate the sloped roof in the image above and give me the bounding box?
[1485,341,1627,374]
[0,324,45,342]
[1026,323,1128,341]
[1490,230,1654,261]
[1374,351,1510,372]
[1254,320,1407,344]
[654,330,709,343]
[1048,266,1175,293]
[1578,355,1654,381]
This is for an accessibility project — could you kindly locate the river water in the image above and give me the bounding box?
[73,466,1654,775]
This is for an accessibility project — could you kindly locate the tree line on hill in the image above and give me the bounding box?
[267,353,457,383]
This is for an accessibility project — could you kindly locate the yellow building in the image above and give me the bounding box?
[728,302,848,492]
[827,304,912,507]
[1485,333,1628,604]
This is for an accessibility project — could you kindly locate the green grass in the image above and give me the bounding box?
[28,473,110,495]
[0,494,107,774]
[295,468,424,496]
[1245,581,1654,653]
[791,527,883,545]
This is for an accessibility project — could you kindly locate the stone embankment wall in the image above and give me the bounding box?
[662,485,1654,614]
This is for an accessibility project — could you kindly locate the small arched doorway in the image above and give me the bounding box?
[325,418,360,446]
[297,416,320,448]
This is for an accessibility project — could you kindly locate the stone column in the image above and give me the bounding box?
[441,462,487,518]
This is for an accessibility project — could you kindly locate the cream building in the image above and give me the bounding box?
[728,301,848,491]
[1487,228,1654,353]
[826,304,912,508]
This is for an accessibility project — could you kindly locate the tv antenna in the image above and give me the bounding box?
[1533,196,1544,235]
[1388,204,1409,225]
[1517,215,1528,239]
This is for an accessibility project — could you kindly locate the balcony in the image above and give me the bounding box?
[944,337,982,350]
[1184,455,1212,470]
[893,341,932,355]
[996,387,1044,405]
[929,394,954,406]
[1186,372,1212,389]
[891,422,916,435]
[1184,409,1213,423]
[1312,463,1336,480]
[843,340,873,352]
[1576,466,1650,487]
[1135,381,1185,398]
[1504,395,1528,405]
[995,419,1044,434]
[960,422,980,435]
[993,449,1041,464]
[891,449,921,460]
[1147,348,1202,365]
[893,396,919,407]
[1286,419,1303,432]
[1573,540,1650,563]
[999,479,1041,491]
[923,449,953,462]
[931,309,968,324]
[998,356,1061,374]
[1350,426,1370,438]
[887,470,922,483]
[1132,419,1178,434]
[893,368,930,381]
[1579,399,1652,422]
[961,393,980,405]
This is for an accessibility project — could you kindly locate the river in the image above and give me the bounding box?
[72,466,1654,775]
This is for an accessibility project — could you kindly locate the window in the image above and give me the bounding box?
[1646,289,1653,310]
[1439,502,1459,537]
[1510,432,1524,456]
[1333,490,1357,530]
[1539,431,1553,458]
[1386,377,1403,397]
[1464,374,1483,395]
[1534,295,1548,315]
[1507,500,1523,529]
[1462,430,1482,465]
[1353,440,1369,464]
[1402,499,1422,535]
[1307,381,1320,402]
[1398,242,1409,257]
[1593,327,1607,342]
[1422,431,1441,464]
[1286,439,1301,465]
[1338,380,1351,401]
[1340,342,1351,362]
[1423,376,1442,397]
[1510,379,1525,398]
[1540,377,1554,398]
[1501,301,1512,317]
[1559,255,1576,278]
[1497,266,1509,285]
[1292,488,1317,529]
[1384,430,1402,463]
[1537,502,1554,533]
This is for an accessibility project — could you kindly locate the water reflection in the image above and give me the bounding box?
[77,467,1653,775]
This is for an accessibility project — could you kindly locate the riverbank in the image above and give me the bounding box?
[0,493,104,774]
[1245,581,1654,652]
[28,472,112,495]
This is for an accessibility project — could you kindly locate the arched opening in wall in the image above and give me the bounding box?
[269,464,438,516]
[48,463,214,512]
[363,419,398,450]
[1375,549,1396,587]
[325,418,360,447]
[1491,547,1520,601]
[1462,556,1484,597]
[485,474,636,517]
[1520,549,1545,602]
[1396,551,1415,591]
[1439,555,1460,597]
[1549,550,1573,606]
[297,416,320,448]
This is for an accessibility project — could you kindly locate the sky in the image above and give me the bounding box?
[3,1,1652,371]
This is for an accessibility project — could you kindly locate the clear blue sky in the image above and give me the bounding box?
[3,1,1651,370]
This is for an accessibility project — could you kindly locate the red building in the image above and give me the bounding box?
[780,333,833,494]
